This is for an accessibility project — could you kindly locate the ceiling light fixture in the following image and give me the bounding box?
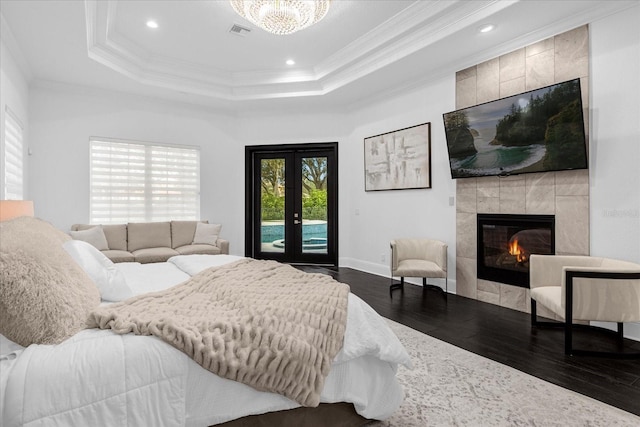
[478,24,495,33]
[230,0,331,35]
[146,20,159,29]
[286,59,295,65]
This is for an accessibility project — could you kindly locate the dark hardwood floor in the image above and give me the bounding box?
[298,266,640,416]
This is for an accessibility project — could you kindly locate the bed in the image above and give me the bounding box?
[0,218,411,427]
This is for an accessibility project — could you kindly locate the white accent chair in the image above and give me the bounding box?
[390,239,447,297]
[530,254,640,357]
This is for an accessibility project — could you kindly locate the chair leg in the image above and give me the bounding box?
[422,277,447,298]
[617,323,624,347]
[565,318,574,356]
[390,276,404,297]
[531,299,537,327]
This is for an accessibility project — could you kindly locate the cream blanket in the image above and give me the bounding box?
[88,258,350,407]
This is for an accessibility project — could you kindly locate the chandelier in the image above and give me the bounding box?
[230,0,331,35]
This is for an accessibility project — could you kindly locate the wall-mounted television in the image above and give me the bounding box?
[443,78,588,179]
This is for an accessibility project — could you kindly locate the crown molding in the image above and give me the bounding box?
[31,78,239,118]
[84,0,523,102]
[83,0,636,103]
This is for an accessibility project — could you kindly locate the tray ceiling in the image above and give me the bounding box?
[1,0,636,111]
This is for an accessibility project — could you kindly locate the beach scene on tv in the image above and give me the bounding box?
[444,79,588,178]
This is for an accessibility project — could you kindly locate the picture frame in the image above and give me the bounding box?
[364,122,431,191]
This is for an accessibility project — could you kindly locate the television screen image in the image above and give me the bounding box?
[443,78,588,179]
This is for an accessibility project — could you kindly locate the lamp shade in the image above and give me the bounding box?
[0,200,35,221]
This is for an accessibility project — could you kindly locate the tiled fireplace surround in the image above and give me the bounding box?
[455,26,590,320]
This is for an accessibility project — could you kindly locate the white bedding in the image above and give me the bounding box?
[1,255,411,426]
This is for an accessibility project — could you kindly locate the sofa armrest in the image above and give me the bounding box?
[217,238,229,255]
[529,254,603,289]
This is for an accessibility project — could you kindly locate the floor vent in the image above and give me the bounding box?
[229,24,251,36]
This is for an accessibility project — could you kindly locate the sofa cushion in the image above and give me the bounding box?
[102,224,128,251]
[132,247,180,264]
[0,217,100,346]
[69,226,109,251]
[171,220,207,249]
[175,244,222,256]
[72,224,128,251]
[192,223,222,246]
[102,250,135,263]
[128,222,171,252]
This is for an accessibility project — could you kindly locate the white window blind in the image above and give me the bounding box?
[90,138,200,224]
[3,108,24,200]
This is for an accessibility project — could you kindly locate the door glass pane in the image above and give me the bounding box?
[260,158,285,253]
[301,156,328,254]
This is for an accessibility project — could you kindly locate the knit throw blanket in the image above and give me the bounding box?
[88,259,350,407]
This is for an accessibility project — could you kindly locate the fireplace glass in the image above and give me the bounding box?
[477,214,555,288]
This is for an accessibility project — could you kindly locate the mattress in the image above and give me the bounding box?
[1,255,411,426]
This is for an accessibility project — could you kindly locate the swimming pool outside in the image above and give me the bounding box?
[261,220,327,243]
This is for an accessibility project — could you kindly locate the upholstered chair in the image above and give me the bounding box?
[390,239,447,297]
[529,254,640,357]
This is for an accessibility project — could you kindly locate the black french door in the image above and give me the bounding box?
[245,143,338,265]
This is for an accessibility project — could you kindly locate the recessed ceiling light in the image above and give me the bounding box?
[146,20,159,29]
[286,59,295,66]
[479,24,495,33]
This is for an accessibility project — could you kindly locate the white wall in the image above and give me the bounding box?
[589,5,640,339]
[23,5,640,339]
[590,5,640,262]
[0,37,30,199]
[340,76,457,292]
[28,83,245,254]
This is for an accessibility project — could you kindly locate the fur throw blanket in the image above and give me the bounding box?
[88,258,350,407]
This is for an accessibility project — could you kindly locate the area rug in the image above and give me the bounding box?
[367,319,640,426]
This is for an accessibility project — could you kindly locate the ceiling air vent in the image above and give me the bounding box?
[229,24,252,37]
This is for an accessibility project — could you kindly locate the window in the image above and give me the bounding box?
[3,108,24,200]
[90,138,200,224]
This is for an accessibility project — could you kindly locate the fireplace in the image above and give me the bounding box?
[477,214,555,288]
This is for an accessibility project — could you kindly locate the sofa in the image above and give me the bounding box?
[70,221,229,263]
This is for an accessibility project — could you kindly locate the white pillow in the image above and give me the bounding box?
[63,240,133,302]
[192,223,222,246]
[69,226,109,251]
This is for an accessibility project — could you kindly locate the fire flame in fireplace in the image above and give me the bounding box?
[508,238,527,263]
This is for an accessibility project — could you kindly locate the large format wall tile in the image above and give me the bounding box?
[526,172,556,214]
[478,279,500,295]
[478,178,501,213]
[478,290,500,305]
[456,212,477,258]
[456,177,477,213]
[526,49,555,90]
[499,176,526,213]
[477,58,500,104]
[499,48,525,82]
[556,195,590,255]
[500,77,525,97]
[556,169,589,196]
[500,284,527,312]
[526,37,554,57]
[454,25,590,309]
[456,76,477,109]
[456,257,477,299]
[555,26,589,81]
